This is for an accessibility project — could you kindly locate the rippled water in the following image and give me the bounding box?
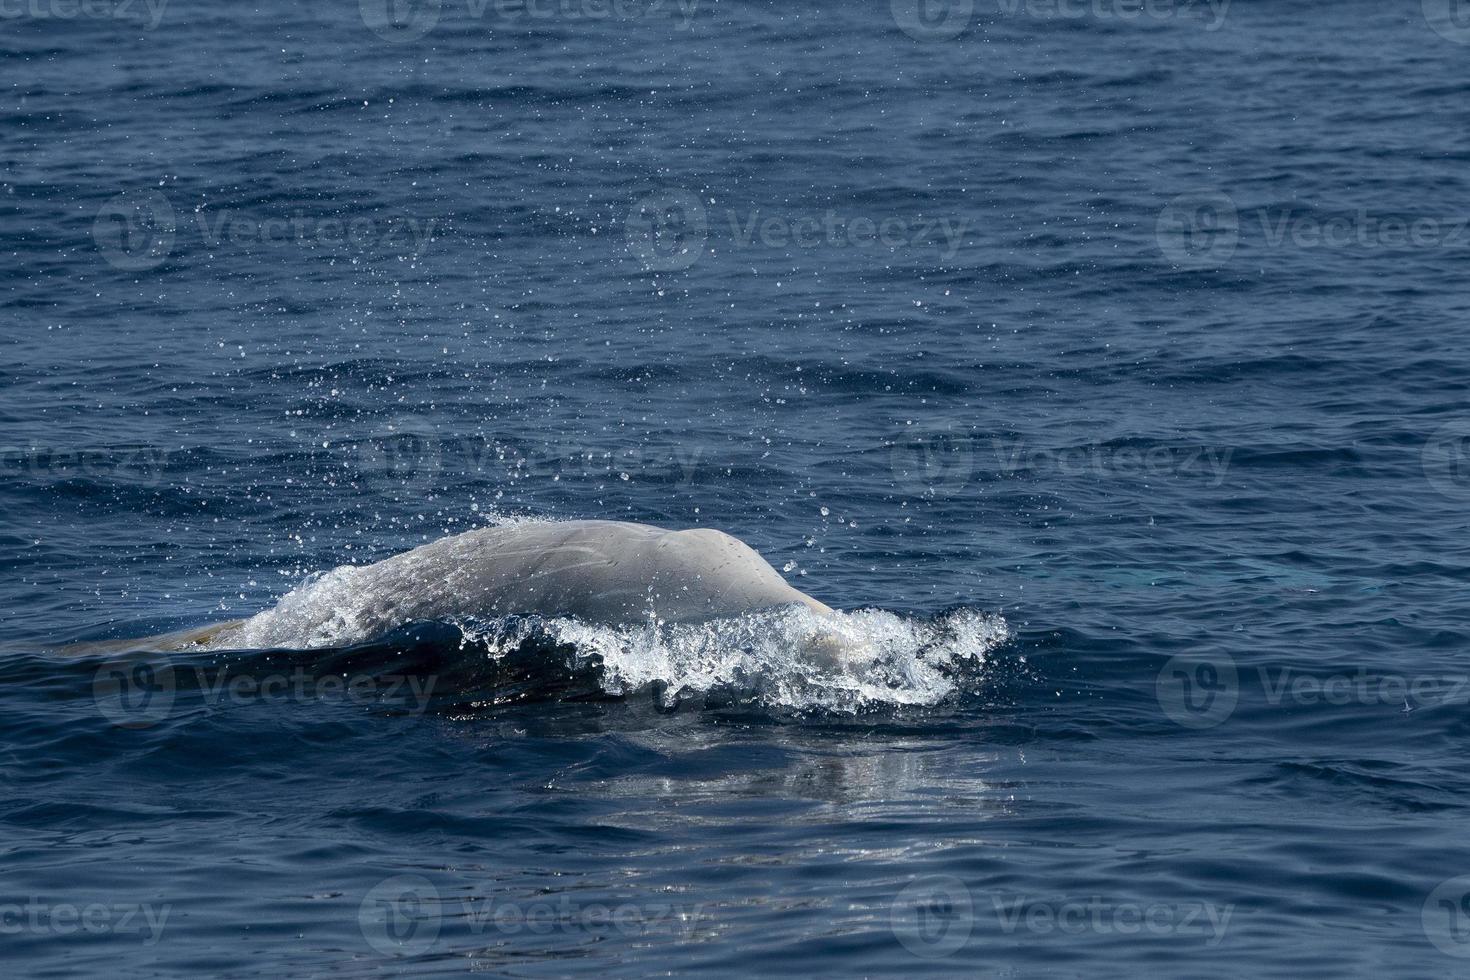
[5,0,1470,975]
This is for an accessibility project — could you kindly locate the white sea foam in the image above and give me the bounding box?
[468,605,1011,711]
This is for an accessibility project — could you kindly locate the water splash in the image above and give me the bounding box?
[269,602,1008,714]
[479,605,1011,712]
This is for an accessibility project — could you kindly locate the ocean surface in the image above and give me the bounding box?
[4,0,1470,975]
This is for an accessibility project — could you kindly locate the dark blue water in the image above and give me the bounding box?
[5,0,1470,974]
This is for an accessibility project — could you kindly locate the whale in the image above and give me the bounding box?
[83,521,857,660]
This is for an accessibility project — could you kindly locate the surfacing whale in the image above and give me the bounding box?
[120,520,853,657]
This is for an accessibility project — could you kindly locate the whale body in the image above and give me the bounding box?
[125,520,843,653]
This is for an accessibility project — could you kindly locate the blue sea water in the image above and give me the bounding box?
[5,0,1470,974]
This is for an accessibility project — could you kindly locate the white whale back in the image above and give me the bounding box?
[57,519,1016,712]
[210,520,833,650]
